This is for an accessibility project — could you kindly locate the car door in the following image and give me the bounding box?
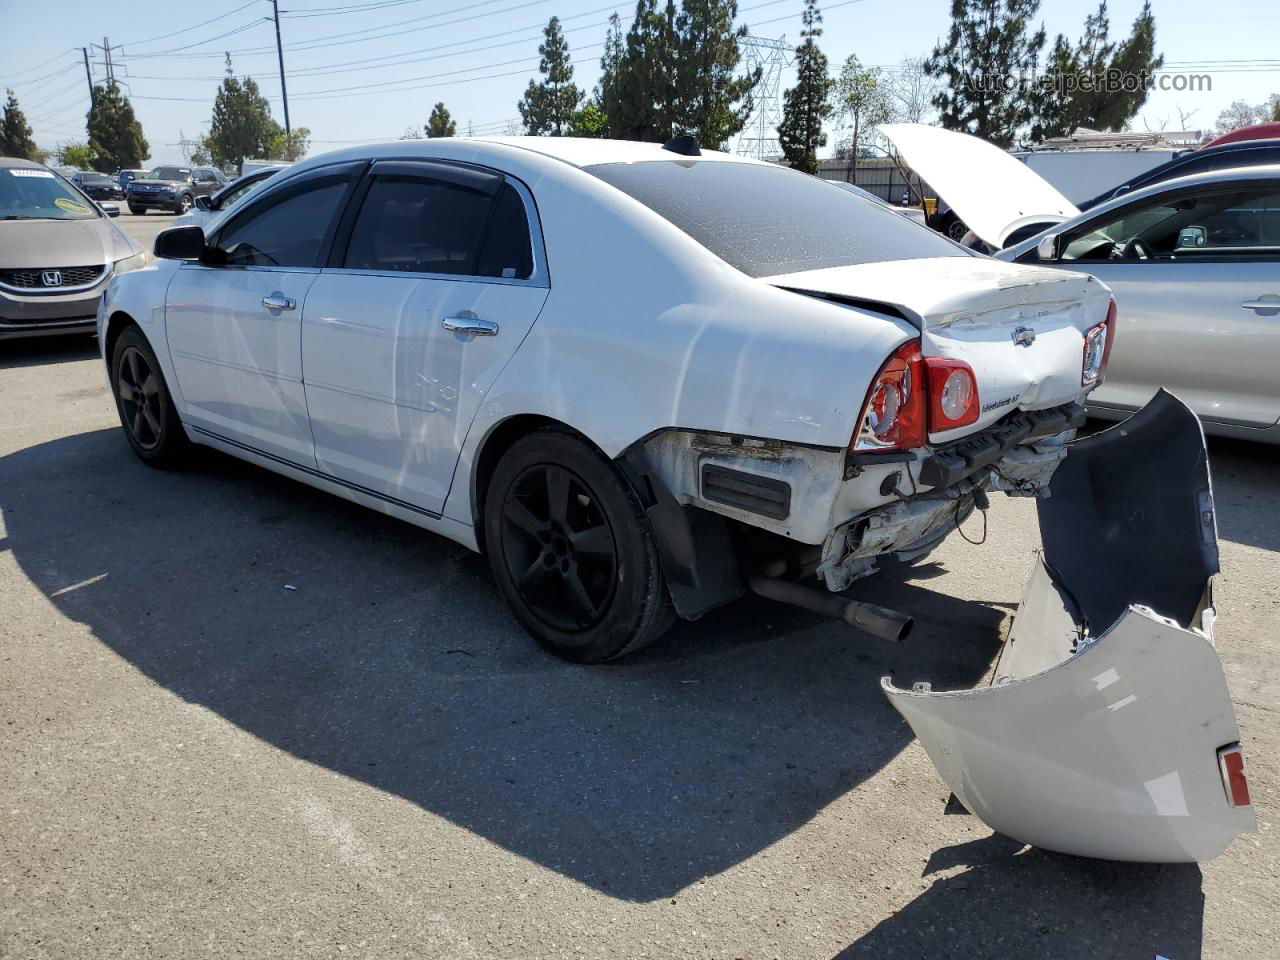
[192,169,220,198]
[301,160,549,516]
[1043,180,1280,429]
[165,162,362,464]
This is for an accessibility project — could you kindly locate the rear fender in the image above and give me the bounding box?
[883,390,1256,862]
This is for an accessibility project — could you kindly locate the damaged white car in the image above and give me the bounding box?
[97,135,1253,862]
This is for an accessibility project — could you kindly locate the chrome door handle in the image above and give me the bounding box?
[442,315,498,336]
[1240,296,1280,315]
[262,294,296,311]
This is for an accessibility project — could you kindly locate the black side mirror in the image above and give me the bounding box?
[153,225,206,261]
[195,195,212,210]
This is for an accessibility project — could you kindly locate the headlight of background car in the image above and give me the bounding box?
[114,250,149,275]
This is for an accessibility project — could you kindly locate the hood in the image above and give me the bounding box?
[0,216,140,269]
[768,256,1099,330]
[879,123,1080,248]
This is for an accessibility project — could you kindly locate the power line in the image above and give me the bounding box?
[118,0,265,48]
[120,18,273,60]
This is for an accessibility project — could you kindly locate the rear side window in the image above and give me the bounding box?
[344,176,491,275]
[476,183,534,279]
[585,160,965,278]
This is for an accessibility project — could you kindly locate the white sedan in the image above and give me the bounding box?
[97,136,1254,862]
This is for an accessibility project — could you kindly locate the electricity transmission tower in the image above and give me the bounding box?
[735,35,790,161]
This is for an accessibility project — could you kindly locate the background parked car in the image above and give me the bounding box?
[0,157,145,340]
[116,168,149,193]
[1077,137,1280,210]
[70,171,126,202]
[126,165,228,215]
[170,165,284,230]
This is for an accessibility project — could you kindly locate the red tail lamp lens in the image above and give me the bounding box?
[925,359,979,431]
[852,339,927,452]
[1218,744,1252,808]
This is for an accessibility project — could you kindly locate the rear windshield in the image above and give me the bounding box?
[1,167,99,221]
[585,160,965,277]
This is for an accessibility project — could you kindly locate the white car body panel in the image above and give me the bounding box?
[880,123,1080,247]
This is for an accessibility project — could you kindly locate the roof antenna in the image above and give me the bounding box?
[662,134,701,157]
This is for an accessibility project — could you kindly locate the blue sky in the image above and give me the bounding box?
[2,0,1277,165]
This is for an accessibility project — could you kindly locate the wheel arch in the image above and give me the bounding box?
[103,309,139,364]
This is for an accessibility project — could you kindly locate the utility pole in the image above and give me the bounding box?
[103,37,115,85]
[270,0,291,136]
[82,47,94,99]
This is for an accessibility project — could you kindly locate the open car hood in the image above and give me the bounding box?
[884,391,1256,862]
[879,123,1081,248]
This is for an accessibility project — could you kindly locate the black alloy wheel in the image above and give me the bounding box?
[117,345,165,451]
[500,463,618,632]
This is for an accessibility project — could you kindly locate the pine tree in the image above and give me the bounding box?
[426,102,457,138]
[597,13,627,136]
[607,0,681,141]
[674,0,755,149]
[926,0,1047,148]
[518,17,584,136]
[206,55,279,170]
[1,89,38,160]
[1100,1,1162,129]
[777,0,831,174]
[86,81,149,172]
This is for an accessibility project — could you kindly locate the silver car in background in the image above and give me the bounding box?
[883,125,1280,444]
[1,157,146,340]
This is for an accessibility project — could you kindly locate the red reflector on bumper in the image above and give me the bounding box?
[1218,744,1252,807]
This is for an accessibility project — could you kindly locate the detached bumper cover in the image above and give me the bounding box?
[884,390,1256,862]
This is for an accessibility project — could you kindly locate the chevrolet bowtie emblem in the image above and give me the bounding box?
[1011,326,1037,347]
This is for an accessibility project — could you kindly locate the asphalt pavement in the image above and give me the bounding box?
[1,215,1277,958]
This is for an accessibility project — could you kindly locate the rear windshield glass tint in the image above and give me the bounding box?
[584,160,965,277]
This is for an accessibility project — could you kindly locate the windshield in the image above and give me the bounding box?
[1,167,99,221]
[80,173,112,183]
[585,160,965,277]
[145,167,191,181]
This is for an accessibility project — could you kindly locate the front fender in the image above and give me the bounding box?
[884,391,1256,862]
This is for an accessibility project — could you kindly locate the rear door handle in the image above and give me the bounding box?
[1240,295,1280,315]
[442,315,498,336]
[262,294,296,311]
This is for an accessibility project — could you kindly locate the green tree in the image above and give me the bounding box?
[206,55,279,170]
[926,0,1047,148]
[86,81,148,172]
[777,0,831,174]
[1031,1,1164,141]
[1215,94,1280,135]
[570,100,609,137]
[425,102,457,138]
[1,89,38,160]
[605,0,681,141]
[266,125,311,160]
[518,16,583,135]
[597,13,627,136]
[56,143,97,169]
[673,0,755,149]
[831,54,892,171]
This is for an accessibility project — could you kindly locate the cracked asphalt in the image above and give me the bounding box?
[2,215,1277,959]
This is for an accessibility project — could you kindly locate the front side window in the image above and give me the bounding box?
[585,159,965,278]
[1,166,99,221]
[216,176,352,268]
[1063,185,1280,261]
[343,176,493,275]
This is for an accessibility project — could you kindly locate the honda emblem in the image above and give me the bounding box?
[41,271,63,287]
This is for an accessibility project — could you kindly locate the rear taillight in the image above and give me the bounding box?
[1218,744,1252,808]
[852,340,927,452]
[1082,298,1117,387]
[925,359,979,432]
[852,341,981,452]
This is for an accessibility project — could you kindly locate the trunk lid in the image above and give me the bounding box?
[770,256,1112,440]
[878,123,1081,248]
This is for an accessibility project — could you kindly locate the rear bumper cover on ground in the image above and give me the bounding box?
[883,390,1256,862]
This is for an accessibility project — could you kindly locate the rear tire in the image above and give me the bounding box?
[484,428,674,663]
[110,325,190,468]
[128,205,145,215]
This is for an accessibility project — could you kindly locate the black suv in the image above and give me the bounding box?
[126,165,227,215]
[70,171,126,202]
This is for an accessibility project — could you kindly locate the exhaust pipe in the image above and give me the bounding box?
[748,576,913,643]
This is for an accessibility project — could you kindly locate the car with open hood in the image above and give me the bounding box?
[97,136,1254,863]
[882,123,1280,445]
[1,157,146,340]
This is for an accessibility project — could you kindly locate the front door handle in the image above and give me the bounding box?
[262,294,296,311]
[442,315,498,336]
[1240,295,1280,316]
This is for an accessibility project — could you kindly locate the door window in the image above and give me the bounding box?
[477,183,534,279]
[343,176,493,275]
[216,175,353,268]
[1062,184,1280,261]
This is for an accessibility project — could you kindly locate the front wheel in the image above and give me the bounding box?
[484,429,673,662]
[110,326,190,467]
[175,193,193,214]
